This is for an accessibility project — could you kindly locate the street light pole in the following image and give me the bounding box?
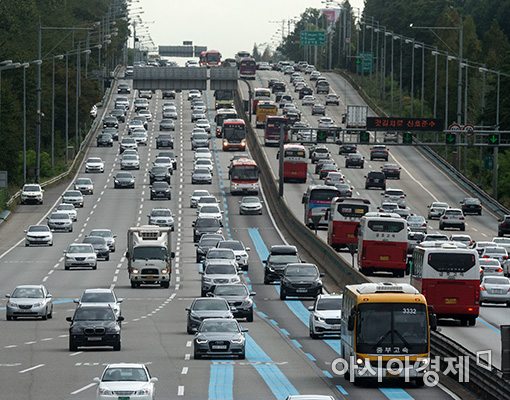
[432,49,439,118]
[36,21,43,183]
[457,20,464,124]
[22,63,28,183]
[421,44,425,117]
[410,40,415,117]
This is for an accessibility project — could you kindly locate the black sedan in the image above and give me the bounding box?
[280,263,324,300]
[338,144,357,154]
[150,181,171,200]
[149,166,172,184]
[82,236,110,261]
[97,133,113,147]
[193,217,222,242]
[113,172,135,189]
[345,153,364,168]
[461,197,482,215]
[186,298,233,334]
[381,163,401,179]
[194,318,247,359]
[102,116,118,129]
[156,134,174,149]
[210,284,255,322]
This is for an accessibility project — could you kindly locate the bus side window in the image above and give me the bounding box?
[347,307,356,331]
[301,193,308,204]
[324,209,330,220]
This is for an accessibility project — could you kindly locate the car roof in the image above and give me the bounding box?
[83,288,114,294]
[15,284,44,289]
[270,245,298,254]
[104,363,146,369]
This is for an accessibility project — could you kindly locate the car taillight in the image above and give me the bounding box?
[482,255,490,258]
[497,268,504,273]
[504,256,508,260]
[480,285,486,291]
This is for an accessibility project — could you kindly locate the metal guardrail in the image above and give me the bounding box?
[236,86,510,399]
[5,66,121,209]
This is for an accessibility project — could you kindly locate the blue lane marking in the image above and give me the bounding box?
[291,339,302,349]
[336,385,349,395]
[269,319,279,326]
[280,328,290,336]
[478,317,501,334]
[305,353,317,362]
[257,311,268,319]
[378,388,414,400]
[209,363,234,400]
[247,227,270,261]
[322,370,333,378]
[246,334,299,399]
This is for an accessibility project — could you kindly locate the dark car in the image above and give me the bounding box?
[263,245,301,284]
[286,111,301,125]
[102,116,118,129]
[461,197,482,215]
[150,165,171,184]
[193,217,222,242]
[162,90,176,99]
[271,81,286,94]
[110,108,126,123]
[210,284,255,322]
[334,183,353,197]
[298,86,313,99]
[280,263,323,300]
[117,83,130,94]
[113,172,135,189]
[150,181,171,200]
[370,145,389,161]
[156,134,174,149]
[157,151,177,170]
[365,171,386,190]
[339,144,357,154]
[314,158,335,174]
[407,232,425,256]
[345,153,364,168]
[82,236,110,261]
[498,215,510,237]
[186,297,233,334]
[193,318,247,359]
[102,127,118,141]
[196,234,224,263]
[319,163,338,180]
[381,163,401,179]
[97,133,113,147]
[66,305,123,351]
[159,118,175,131]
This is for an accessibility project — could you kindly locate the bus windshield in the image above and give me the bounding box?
[223,124,246,142]
[284,149,306,158]
[337,204,370,218]
[367,220,405,233]
[427,253,476,273]
[309,189,341,202]
[230,166,258,181]
[356,303,428,355]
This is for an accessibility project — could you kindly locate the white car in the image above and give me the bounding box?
[122,149,139,158]
[382,188,407,208]
[190,190,211,208]
[74,177,94,195]
[188,90,201,100]
[302,95,316,106]
[24,225,53,246]
[20,184,44,205]
[131,130,148,146]
[439,208,465,231]
[62,190,84,208]
[85,157,105,173]
[94,363,158,400]
[239,196,263,215]
[137,109,152,122]
[309,294,342,338]
[121,154,141,170]
[427,201,449,220]
[64,243,97,270]
[196,195,219,209]
[197,204,223,220]
[194,148,212,160]
[195,118,211,132]
[217,240,251,271]
[153,157,173,170]
[55,203,77,221]
[194,158,214,173]
[493,237,510,252]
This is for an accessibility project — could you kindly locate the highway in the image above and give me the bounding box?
[238,68,510,371]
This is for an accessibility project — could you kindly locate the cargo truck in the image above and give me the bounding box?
[342,105,368,131]
[126,225,174,288]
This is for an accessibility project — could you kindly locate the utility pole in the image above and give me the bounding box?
[35,20,42,183]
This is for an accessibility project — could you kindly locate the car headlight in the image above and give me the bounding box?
[86,257,96,261]
[135,388,151,395]
[32,302,44,308]
[267,266,274,272]
[161,269,168,274]
[314,315,324,322]
[114,180,119,184]
[231,337,244,344]
[196,338,208,344]
[242,299,253,307]
[98,388,114,395]
[230,276,240,283]
[131,269,139,274]
[8,302,18,307]
[203,277,212,283]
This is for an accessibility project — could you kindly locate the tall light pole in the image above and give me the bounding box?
[420,43,425,116]
[432,48,439,117]
[51,55,64,169]
[22,62,29,184]
[406,39,415,117]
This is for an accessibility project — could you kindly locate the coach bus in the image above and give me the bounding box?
[252,88,271,114]
[235,50,251,66]
[278,144,307,183]
[302,185,342,229]
[222,119,247,151]
[239,57,257,80]
[255,101,278,128]
[410,242,480,326]
[214,108,238,138]
[340,282,435,386]
[357,212,408,277]
[214,89,234,110]
[327,198,371,251]
[229,158,259,195]
[264,116,288,146]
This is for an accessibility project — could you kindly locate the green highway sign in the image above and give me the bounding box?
[359,131,370,144]
[403,131,414,144]
[300,31,326,46]
[317,130,328,143]
[487,133,499,145]
[445,132,457,145]
[356,52,373,74]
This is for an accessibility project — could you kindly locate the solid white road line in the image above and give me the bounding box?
[19,364,45,374]
[70,382,96,395]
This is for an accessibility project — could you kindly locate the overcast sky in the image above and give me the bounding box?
[136,0,365,58]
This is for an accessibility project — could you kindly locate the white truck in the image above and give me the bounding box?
[342,105,368,130]
[126,225,174,288]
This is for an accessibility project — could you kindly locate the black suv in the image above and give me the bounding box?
[102,116,118,129]
[263,245,301,284]
[345,153,364,168]
[280,263,323,300]
[498,215,510,237]
[193,217,222,242]
[66,305,123,351]
[150,181,171,200]
[272,82,286,94]
[338,144,357,155]
[298,86,313,99]
[97,133,113,147]
[162,90,176,99]
[149,166,172,184]
[365,171,386,190]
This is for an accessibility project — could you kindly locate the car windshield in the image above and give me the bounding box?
[29,225,50,232]
[83,237,105,245]
[73,308,115,321]
[214,285,248,296]
[200,206,220,214]
[68,245,93,253]
[464,198,480,205]
[269,254,299,264]
[87,158,102,163]
[152,167,168,174]
[152,182,169,189]
[122,155,137,161]
[155,158,171,164]
[65,191,81,197]
[200,238,220,247]
[12,287,43,298]
[24,185,40,191]
[81,292,115,303]
[116,173,133,179]
[317,297,342,310]
[193,133,209,140]
[102,368,148,382]
[432,203,448,208]
[75,179,91,185]
[193,299,229,311]
[207,250,234,259]
[484,277,510,285]
[51,213,69,220]
[242,197,260,204]
[200,320,239,333]
[196,218,220,227]
[123,138,136,144]
[193,190,210,197]
[408,216,425,223]
[152,209,172,217]
[285,265,318,277]
[90,230,112,238]
[485,247,506,254]
[194,168,210,175]
[219,242,244,251]
[480,259,500,266]
[196,159,211,165]
[199,198,216,204]
[205,264,237,274]
[335,183,351,190]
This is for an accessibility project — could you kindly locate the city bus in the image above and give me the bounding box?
[214,89,234,110]
[327,198,371,251]
[230,158,259,195]
[222,119,247,151]
[357,212,408,277]
[255,101,278,128]
[214,108,238,138]
[302,185,342,229]
[204,50,222,67]
[239,57,257,80]
[279,143,307,183]
[340,282,435,386]
[252,88,271,114]
[264,115,288,146]
[410,242,480,326]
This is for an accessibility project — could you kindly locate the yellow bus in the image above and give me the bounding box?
[255,101,278,128]
[339,282,436,386]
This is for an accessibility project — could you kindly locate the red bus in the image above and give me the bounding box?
[199,51,207,67]
[280,144,307,183]
[214,108,238,138]
[205,50,221,67]
[229,158,259,195]
[239,57,256,80]
[264,116,288,146]
[358,212,408,277]
[222,119,247,151]
[327,198,371,251]
[252,88,271,114]
[411,242,480,326]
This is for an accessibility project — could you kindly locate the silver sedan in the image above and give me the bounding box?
[480,276,510,306]
[6,285,53,320]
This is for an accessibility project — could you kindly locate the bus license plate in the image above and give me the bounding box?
[444,298,457,304]
[347,234,354,238]
[379,256,389,261]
